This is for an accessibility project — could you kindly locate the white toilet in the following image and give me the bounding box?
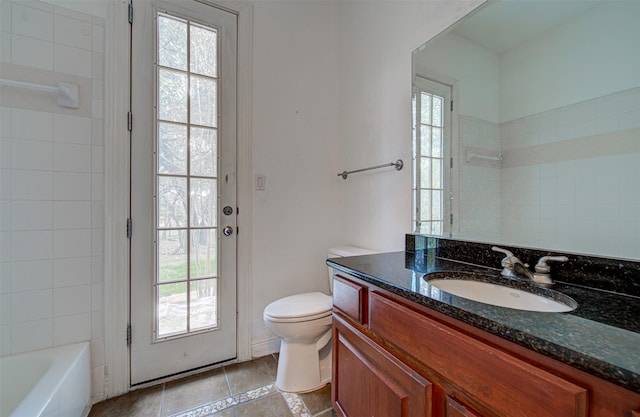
[263,245,376,393]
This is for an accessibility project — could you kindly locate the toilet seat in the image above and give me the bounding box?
[264,292,332,323]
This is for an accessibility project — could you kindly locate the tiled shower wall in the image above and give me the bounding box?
[457,87,640,260]
[500,87,640,259]
[457,115,501,241]
[0,0,106,401]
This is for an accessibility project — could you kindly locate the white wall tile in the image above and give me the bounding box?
[91,173,103,201]
[10,260,53,292]
[54,14,92,50]
[90,338,104,366]
[53,172,91,201]
[91,310,103,340]
[1,293,10,324]
[53,257,91,287]
[92,146,104,173]
[54,285,90,316]
[53,229,91,258]
[11,170,52,200]
[0,263,10,293]
[0,0,11,34]
[11,109,53,141]
[53,114,91,144]
[0,231,9,263]
[91,228,103,257]
[11,138,53,171]
[0,200,11,230]
[91,201,103,229]
[11,200,52,231]
[54,143,91,172]
[11,289,52,322]
[91,282,102,311]
[0,139,10,168]
[54,312,90,345]
[92,24,104,53]
[0,32,11,63]
[54,201,91,229]
[11,34,53,70]
[54,44,92,77]
[11,231,52,261]
[92,52,103,80]
[91,118,103,146]
[12,3,53,41]
[91,256,103,284]
[11,318,53,353]
[91,364,105,399]
[0,325,10,356]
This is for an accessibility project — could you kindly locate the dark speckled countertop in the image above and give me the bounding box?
[327,251,640,393]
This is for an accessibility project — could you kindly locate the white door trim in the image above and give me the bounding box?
[103,0,253,398]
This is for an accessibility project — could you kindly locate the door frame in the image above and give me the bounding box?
[104,0,253,398]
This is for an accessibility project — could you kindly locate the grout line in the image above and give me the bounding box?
[158,382,166,417]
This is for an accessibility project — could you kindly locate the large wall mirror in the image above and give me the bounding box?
[412,0,640,261]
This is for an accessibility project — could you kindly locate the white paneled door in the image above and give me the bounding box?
[130,0,237,385]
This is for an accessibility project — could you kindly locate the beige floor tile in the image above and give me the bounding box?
[88,385,163,417]
[299,384,332,415]
[161,368,230,416]
[224,355,277,395]
[314,409,338,417]
[234,392,292,417]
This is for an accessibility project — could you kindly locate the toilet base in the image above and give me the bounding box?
[275,332,332,393]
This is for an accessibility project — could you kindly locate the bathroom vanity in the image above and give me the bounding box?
[328,238,640,417]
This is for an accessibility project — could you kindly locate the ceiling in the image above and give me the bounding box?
[452,0,606,54]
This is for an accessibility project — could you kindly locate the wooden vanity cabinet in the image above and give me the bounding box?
[332,273,640,417]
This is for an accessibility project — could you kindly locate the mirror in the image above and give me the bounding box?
[412,0,640,260]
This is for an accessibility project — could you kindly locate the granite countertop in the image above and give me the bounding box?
[327,251,640,393]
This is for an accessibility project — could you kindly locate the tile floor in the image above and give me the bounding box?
[88,354,337,417]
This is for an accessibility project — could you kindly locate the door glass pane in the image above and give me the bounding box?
[190,127,217,176]
[158,15,187,71]
[158,176,187,228]
[190,229,217,278]
[158,229,188,282]
[158,123,187,175]
[158,282,187,336]
[190,278,218,330]
[190,76,217,127]
[190,24,217,77]
[158,69,188,123]
[190,178,217,227]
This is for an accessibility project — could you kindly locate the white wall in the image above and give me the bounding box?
[0,0,106,401]
[250,0,343,354]
[337,0,485,253]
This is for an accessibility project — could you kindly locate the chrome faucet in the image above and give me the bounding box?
[492,246,533,281]
[492,246,568,286]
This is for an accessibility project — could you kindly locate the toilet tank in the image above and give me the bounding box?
[327,245,376,292]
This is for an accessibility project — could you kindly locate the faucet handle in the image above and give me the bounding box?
[492,246,517,267]
[534,256,568,273]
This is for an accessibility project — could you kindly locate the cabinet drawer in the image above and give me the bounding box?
[446,396,482,417]
[369,292,588,417]
[333,275,367,324]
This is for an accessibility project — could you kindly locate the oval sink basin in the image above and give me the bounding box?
[425,274,577,313]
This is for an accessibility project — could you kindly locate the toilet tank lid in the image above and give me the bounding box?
[328,245,376,257]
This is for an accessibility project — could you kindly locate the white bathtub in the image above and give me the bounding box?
[0,342,91,417]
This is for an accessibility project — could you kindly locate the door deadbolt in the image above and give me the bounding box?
[223,206,233,216]
[222,226,234,236]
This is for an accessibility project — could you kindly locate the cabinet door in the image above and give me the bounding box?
[333,316,432,417]
[446,396,482,417]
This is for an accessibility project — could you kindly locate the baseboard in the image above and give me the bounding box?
[251,336,281,358]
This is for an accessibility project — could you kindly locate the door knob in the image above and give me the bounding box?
[222,226,234,236]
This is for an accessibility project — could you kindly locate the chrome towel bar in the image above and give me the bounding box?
[0,78,79,109]
[338,159,403,180]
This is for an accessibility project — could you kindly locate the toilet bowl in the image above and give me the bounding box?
[263,246,376,393]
